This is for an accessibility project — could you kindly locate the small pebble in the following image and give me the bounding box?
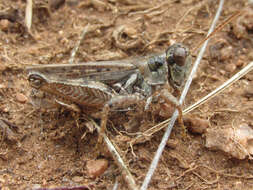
[220,46,232,61]
[184,116,209,134]
[72,176,84,183]
[243,85,253,98]
[50,0,66,10]
[224,63,237,73]
[15,115,25,126]
[235,59,244,67]
[219,69,226,75]
[0,84,6,88]
[0,19,10,31]
[248,51,253,60]
[124,26,138,38]
[16,93,28,103]
[0,62,6,71]
[31,184,41,189]
[58,30,64,35]
[2,106,9,113]
[166,139,178,149]
[86,159,108,178]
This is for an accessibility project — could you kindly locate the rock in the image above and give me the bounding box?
[0,84,6,89]
[2,106,9,113]
[220,46,233,61]
[232,7,253,39]
[31,184,41,189]
[248,51,253,60]
[0,19,10,32]
[224,63,237,73]
[16,93,28,103]
[166,139,178,149]
[184,116,209,134]
[243,85,253,98]
[205,123,253,159]
[86,159,108,178]
[0,62,7,72]
[219,69,226,75]
[50,0,65,10]
[72,176,84,183]
[245,73,253,81]
[79,0,108,11]
[235,59,244,67]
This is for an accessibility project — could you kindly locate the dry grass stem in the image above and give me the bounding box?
[92,120,138,190]
[69,24,90,64]
[25,0,33,31]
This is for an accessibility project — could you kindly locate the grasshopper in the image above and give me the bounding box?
[26,43,191,143]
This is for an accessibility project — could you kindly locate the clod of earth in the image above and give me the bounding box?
[184,115,209,134]
[205,123,253,159]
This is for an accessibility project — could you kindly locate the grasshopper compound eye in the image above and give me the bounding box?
[166,43,189,67]
[166,43,191,89]
[28,74,46,89]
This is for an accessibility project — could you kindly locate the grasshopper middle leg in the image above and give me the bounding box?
[98,94,142,145]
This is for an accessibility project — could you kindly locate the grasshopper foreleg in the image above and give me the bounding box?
[157,88,185,133]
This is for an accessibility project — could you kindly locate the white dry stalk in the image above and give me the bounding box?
[92,121,138,190]
[25,0,33,31]
[140,0,225,189]
[112,180,119,190]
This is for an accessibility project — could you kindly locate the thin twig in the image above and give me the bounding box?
[92,121,138,190]
[192,10,243,53]
[140,1,224,189]
[68,24,90,64]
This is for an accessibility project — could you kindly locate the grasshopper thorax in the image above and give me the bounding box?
[147,56,164,71]
[166,43,191,90]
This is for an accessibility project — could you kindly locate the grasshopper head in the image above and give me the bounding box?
[166,43,191,90]
[28,73,47,89]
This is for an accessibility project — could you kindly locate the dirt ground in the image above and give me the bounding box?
[0,0,253,189]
